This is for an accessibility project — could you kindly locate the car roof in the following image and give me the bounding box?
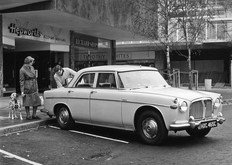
[69,65,159,87]
[78,65,158,73]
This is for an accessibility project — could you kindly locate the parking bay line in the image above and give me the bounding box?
[48,125,129,144]
[48,125,60,129]
[0,149,42,165]
[69,130,129,144]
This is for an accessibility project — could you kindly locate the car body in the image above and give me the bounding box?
[43,65,225,145]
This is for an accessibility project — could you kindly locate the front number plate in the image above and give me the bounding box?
[198,120,217,130]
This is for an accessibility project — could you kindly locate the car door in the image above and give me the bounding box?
[67,73,95,123]
[90,72,123,127]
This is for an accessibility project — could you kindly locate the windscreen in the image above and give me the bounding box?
[118,70,168,89]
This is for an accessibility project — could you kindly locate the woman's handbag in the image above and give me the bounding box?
[39,96,44,106]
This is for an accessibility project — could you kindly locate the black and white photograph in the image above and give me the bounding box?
[0,0,232,164]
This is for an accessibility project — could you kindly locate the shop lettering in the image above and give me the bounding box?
[73,33,98,49]
[8,23,66,43]
[81,54,106,61]
[75,39,98,49]
[43,34,66,42]
[116,53,131,59]
[8,23,41,37]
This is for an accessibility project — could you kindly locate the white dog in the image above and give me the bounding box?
[9,93,23,120]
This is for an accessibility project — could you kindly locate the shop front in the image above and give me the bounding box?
[170,48,231,86]
[116,51,156,66]
[70,32,115,71]
[2,16,116,94]
[2,16,70,94]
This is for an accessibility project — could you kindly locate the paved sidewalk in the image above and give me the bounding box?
[0,95,55,136]
[0,88,231,136]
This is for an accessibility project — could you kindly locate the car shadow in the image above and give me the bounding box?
[51,122,220,147]
[161,132,221,147]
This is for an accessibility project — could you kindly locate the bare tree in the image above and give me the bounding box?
[172,0,215,89]
[128,0,180,83]
[128,0,217,89]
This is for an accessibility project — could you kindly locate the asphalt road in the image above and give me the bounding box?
[0,105,231,165]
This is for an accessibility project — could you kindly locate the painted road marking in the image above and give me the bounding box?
[48,125,60,129]
[69,130,129,144]
[48,125,129,144]
[0,149,42,165]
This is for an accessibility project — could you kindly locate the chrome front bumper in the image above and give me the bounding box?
[169,117,225,131]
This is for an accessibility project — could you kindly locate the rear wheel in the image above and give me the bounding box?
[56,106,74,130]
[186,128,211,138]
[136,110,168,145]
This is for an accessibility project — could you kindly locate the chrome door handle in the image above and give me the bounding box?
[68,90,74,93]
[90,91,97,94]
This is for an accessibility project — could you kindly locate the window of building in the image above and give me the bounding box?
[209,0,225,6]
[215,9,225,16]
[217,23,227,40]
[207,23,216,40]
[227,22,232,37]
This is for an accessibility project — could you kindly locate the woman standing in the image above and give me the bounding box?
[19,56,41,120]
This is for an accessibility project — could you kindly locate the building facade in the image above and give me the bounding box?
[117,0,232,87]
[0,0,141,96]
[169,0,232,86]
[1,0,231,96]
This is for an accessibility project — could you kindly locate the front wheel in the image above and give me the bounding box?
[56,106,74,130]
[186,128,211,138]
[136,110,168,145]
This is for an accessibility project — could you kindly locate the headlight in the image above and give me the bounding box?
[179,101,188,113]
[214,98,221,109]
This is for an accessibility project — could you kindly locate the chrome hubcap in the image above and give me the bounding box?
[142,118,158,139]
[59,108,69,124]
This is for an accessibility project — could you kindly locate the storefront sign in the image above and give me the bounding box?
[7,23,67,43]
[73,33,98,49]
[116,53,132,60]
[3,16,70,45]
[8,23,41,37]
[116,51,155,61]
[79,53,106,61]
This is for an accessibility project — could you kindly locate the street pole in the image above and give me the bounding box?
[88,50,91,67]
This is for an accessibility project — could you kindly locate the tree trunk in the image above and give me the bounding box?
[166,45,172,84]
[188,47,193,90]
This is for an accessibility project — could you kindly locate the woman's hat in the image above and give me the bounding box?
[24,56,35,64]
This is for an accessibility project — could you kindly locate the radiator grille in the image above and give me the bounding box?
[189,100,212,120]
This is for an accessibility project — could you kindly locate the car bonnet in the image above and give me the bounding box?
[131,87,217,101]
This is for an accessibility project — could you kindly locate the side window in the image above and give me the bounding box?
[117,74,124,88]
[75,73,95,88]
[97,73,116,88]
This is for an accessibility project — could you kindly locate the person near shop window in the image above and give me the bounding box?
[53,65,76,88]
[19,56,41,120]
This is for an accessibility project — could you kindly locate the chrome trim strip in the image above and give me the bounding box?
[45,97,171,108]
[191,97,212,103]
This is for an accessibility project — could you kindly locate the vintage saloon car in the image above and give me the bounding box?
[43,65,225,145]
